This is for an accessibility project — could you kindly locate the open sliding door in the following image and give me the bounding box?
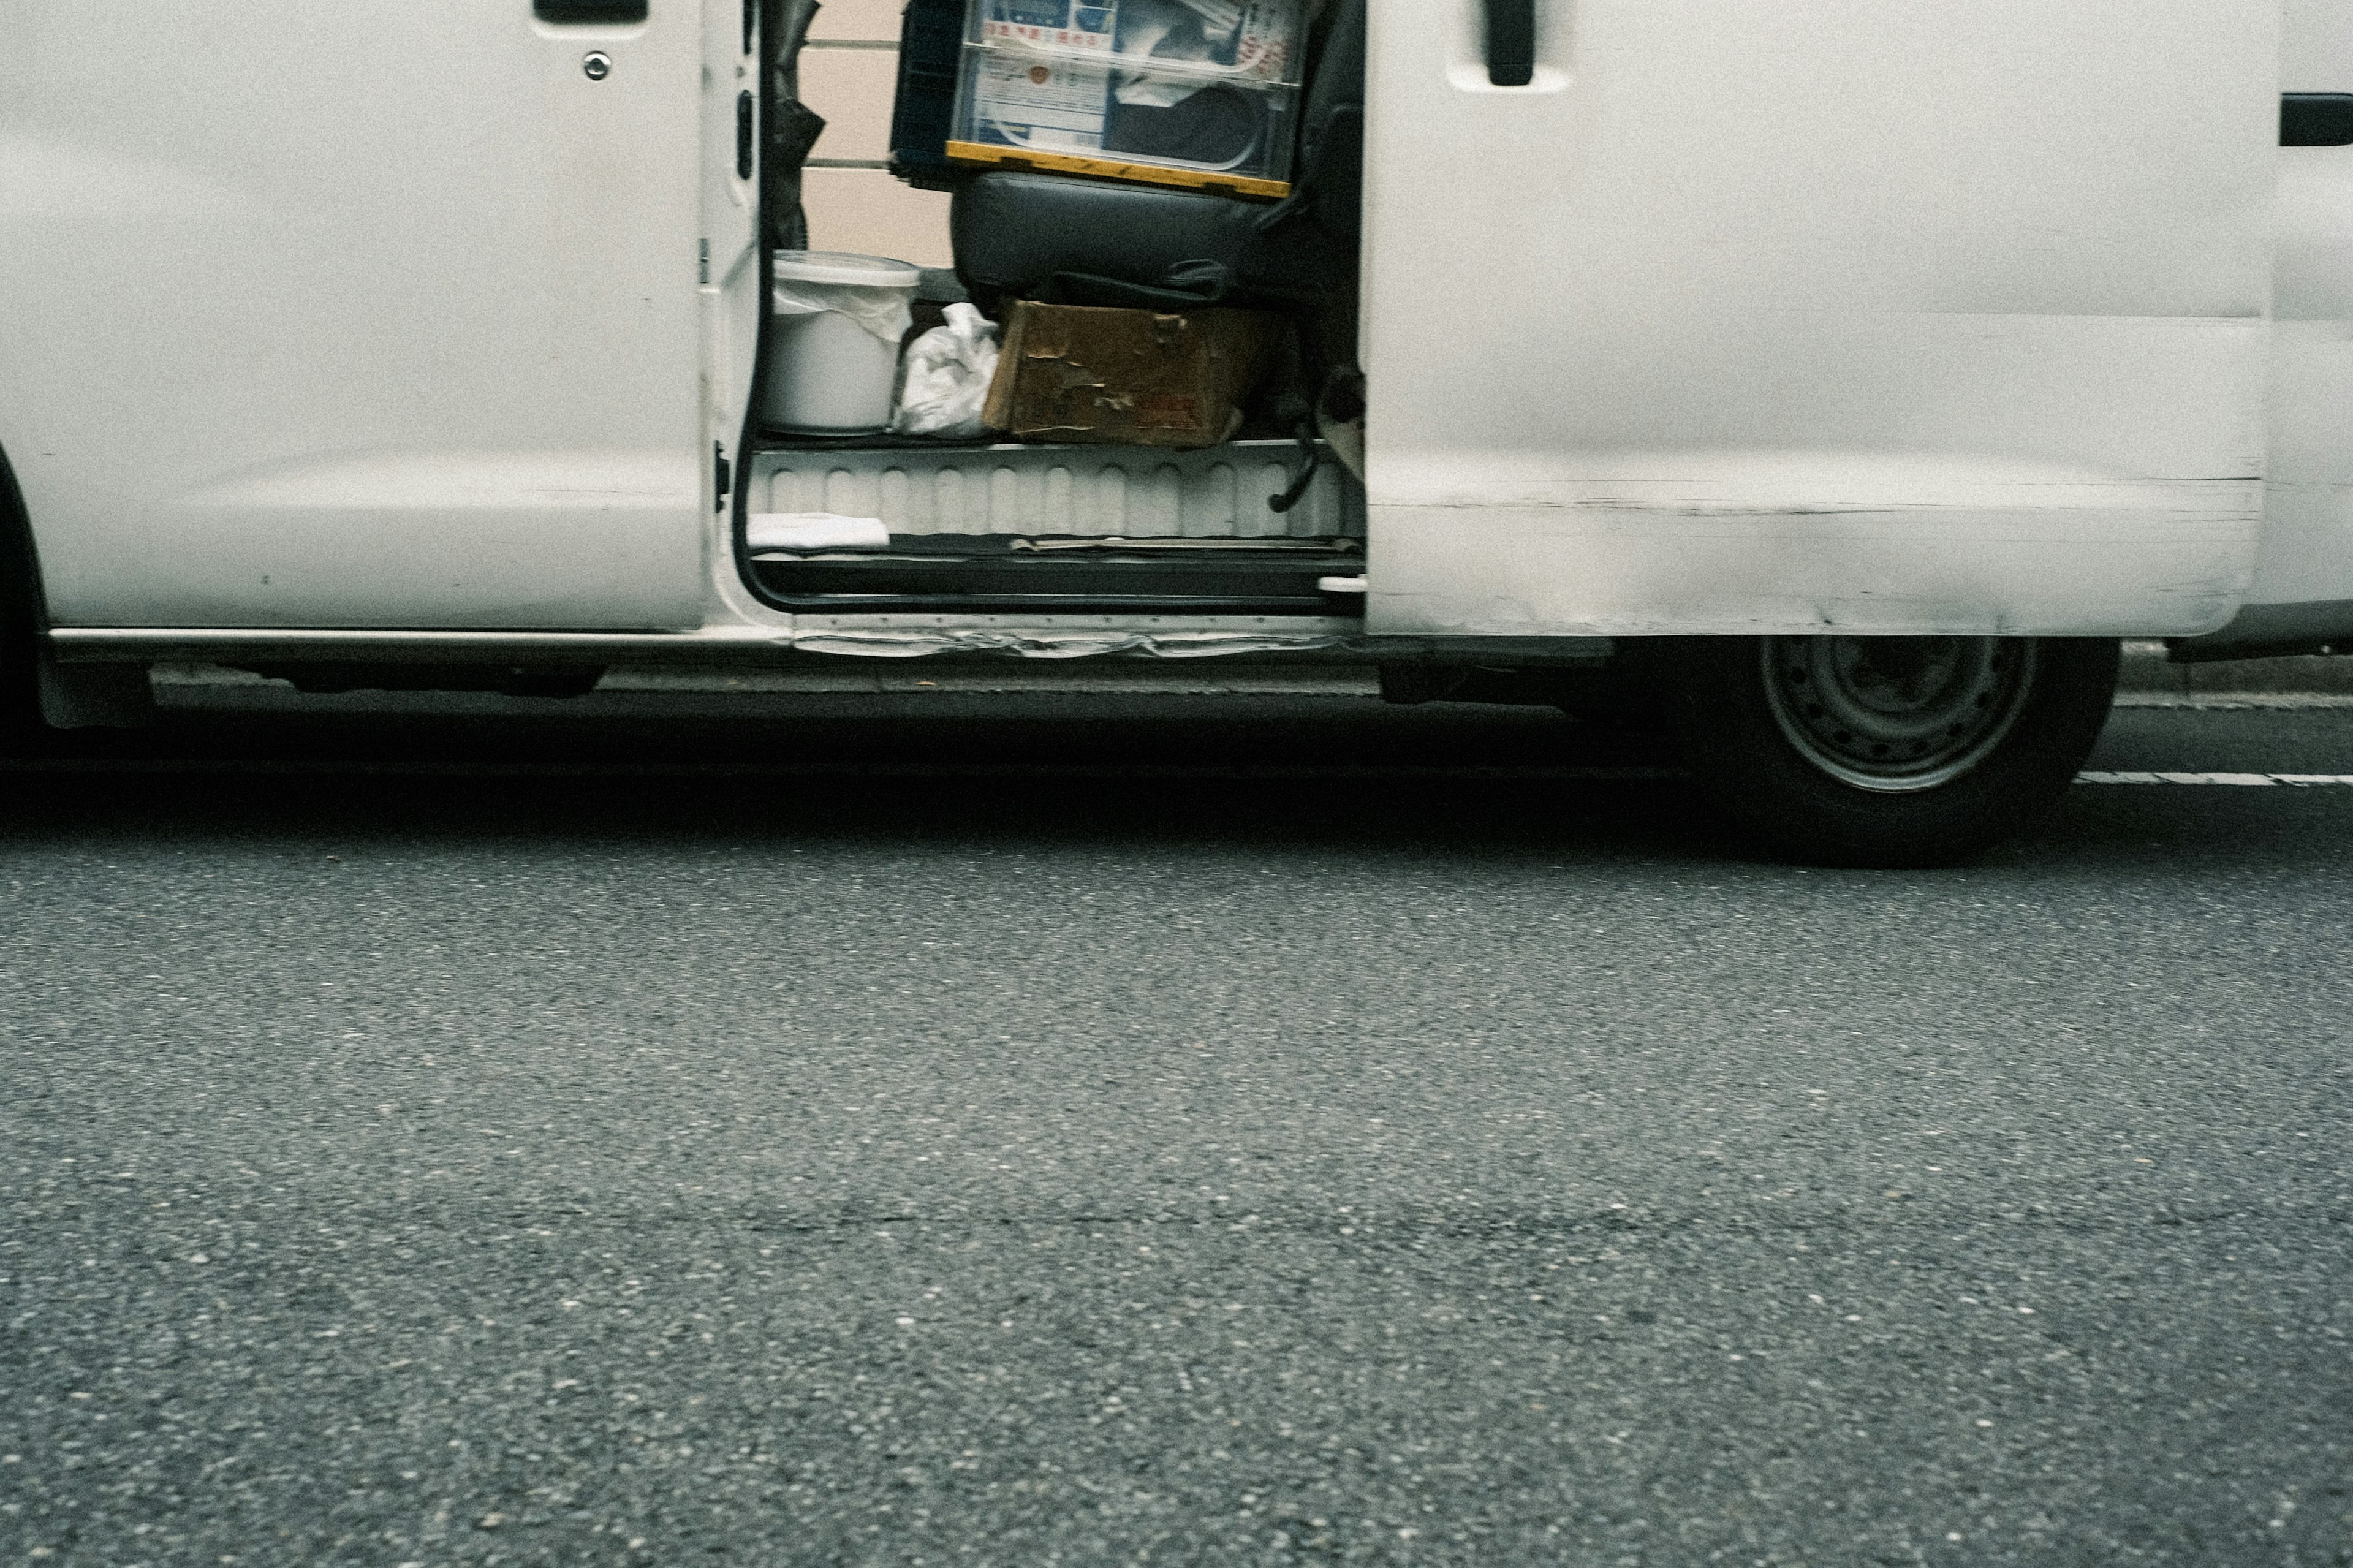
[1360,0,2280,639]
[2191,0,2353,653]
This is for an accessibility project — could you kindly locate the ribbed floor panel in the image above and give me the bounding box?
[748,439,1362,542]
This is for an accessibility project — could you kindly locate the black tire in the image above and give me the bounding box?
[0,451,47,751]
[0,578,36,739]
[1662,635,2120,868]
[0,657,36,752]
[0,653,39,748]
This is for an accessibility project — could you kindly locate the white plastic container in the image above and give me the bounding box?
[764,252,923,434]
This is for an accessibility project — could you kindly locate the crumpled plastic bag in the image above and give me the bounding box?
[1115,0,1225,106]
[891,304,1002,439]
[1113,0,1282,106]
[773,277,913,345]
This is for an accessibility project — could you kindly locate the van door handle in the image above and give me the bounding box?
[536,0,648,22]
[737,90,757,178]
[1485,0,1536,88]
[2283,94,2353,146]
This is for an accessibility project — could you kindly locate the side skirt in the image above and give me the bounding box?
[48,626,1615,669]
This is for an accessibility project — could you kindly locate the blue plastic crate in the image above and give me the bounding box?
[890,0,968,189]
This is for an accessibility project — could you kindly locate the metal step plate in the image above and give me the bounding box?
[749,533,1367,615]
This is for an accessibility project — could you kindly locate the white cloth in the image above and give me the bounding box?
[748,513,892,552]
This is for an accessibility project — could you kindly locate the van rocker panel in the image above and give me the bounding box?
[1368,468,2262,638]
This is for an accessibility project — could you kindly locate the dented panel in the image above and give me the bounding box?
[1363,0,2279,637]
[2222,0,2353,640]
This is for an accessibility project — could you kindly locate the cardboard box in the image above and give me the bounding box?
[982,300,1284,449]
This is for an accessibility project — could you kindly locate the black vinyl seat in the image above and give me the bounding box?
[950,0,1365,318]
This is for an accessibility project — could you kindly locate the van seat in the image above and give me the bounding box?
[952,173,1270,308]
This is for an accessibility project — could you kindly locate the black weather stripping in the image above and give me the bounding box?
[2283,94,2353,147]
[536,0,650,23]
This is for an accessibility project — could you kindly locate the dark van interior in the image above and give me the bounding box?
[746,0,1370,619]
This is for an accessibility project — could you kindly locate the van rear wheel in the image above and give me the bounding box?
[0,605,40,754]
[0,639,40,753]
[1663,635,2120,867]
[1,451,44,750]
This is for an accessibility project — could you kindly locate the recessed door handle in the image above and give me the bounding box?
[2283,94,2353,147]
[1486,0,1536,88]
[536,0,648,23]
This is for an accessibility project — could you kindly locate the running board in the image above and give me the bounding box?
[48,627,1612,667]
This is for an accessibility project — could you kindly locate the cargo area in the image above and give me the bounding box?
[748,0,1366,618]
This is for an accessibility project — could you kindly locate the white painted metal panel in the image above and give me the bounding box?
[1362,0,2279,637]
[708,0,767,597]
[0,1,722,629]
[2242,1,2353,621]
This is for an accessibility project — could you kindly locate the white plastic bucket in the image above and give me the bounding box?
[764,251,922,435]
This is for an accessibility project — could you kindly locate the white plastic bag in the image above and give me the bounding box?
[771,276,914,345]
[891,304,1002,439]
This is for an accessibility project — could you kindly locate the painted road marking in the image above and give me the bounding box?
[2077,772,2353,786]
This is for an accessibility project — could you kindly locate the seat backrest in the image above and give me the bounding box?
[1278,0,1366,243]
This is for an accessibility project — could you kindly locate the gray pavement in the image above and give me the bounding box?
[3,689,2351,1567]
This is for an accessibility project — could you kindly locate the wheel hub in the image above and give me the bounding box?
[1762,636,2037,793]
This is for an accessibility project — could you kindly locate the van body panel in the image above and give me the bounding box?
[705,0,765,564]
[2187,0,2353,652]
[0,1,717,629]
[4,1,2327,653]
[1362,0,2279,637]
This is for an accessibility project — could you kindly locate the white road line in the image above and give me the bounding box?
[2113,694,2353,710]
[2077,771,2353,786]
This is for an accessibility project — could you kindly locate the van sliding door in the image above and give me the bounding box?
[1,0,752,631]
[2188,0,2353,653]
[1360,0,2279,638]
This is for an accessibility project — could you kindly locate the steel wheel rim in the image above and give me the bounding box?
[1761,636,2037,793]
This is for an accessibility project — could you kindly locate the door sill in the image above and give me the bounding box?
[749,534,1369,617]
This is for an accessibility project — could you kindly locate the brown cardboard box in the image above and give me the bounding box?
[982,301,1285,450]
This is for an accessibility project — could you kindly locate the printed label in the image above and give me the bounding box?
[972,55,1113,147]
[980,18,1117,54]
[980,0,1118,55]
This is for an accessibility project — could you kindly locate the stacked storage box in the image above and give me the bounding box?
[888,0,970,191]
[944,0,1304,198]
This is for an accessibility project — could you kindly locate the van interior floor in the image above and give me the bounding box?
[748,533,1366,615]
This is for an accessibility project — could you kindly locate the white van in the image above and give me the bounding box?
[2,0,2346,865]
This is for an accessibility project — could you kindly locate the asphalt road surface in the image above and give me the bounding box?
[4,684,2350,1567]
